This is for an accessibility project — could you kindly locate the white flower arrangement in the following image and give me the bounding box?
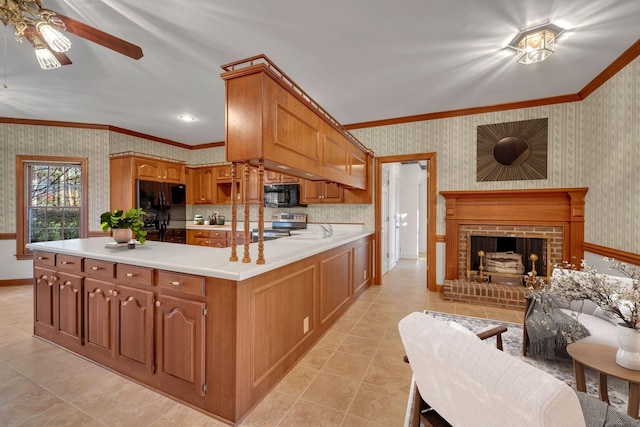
[546,258,640,329]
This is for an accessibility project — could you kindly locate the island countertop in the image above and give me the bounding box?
[26,231,372,281]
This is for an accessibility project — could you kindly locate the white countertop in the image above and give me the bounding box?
[26,231,372,281]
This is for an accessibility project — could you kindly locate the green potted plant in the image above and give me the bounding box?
[100,208,147,244]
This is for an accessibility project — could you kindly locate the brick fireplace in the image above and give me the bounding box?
[439,188,588,309]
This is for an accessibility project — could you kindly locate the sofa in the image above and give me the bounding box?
[399,312,587,427]
[523,269,634,357]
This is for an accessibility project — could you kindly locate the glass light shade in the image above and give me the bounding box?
[516,30,555,65]
[35,47,62,70]
[36,22,71,53]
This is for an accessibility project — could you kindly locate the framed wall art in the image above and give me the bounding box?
[476,118,548,182]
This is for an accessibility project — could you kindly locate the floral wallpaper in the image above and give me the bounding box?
[580,56,640,254]
[0,57,638,257]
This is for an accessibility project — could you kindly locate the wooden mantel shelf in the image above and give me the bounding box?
[440,188,588,280]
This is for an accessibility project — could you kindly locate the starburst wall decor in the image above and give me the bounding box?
[476,118,548,182]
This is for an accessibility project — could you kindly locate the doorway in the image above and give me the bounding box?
[375,153,437,291]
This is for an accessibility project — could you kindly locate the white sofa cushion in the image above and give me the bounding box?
[558,308,619,348]
[399,312,586,427]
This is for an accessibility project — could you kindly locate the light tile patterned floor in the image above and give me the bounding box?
[0,258,524,426]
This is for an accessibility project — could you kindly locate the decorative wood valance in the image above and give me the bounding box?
[440,188,588,280]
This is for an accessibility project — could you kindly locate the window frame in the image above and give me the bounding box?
[16,155,88,259]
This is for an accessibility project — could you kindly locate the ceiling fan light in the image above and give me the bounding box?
[35,47,61,70]
[36,22,71,53]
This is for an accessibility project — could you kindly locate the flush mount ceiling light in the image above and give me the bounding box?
[508,22,566,65]
[178,114,196,122]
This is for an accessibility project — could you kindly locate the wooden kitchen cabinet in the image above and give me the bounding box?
[156,294,207,404]
[265,170,298,184]
[33,253,84,353]
[110,154,186,213]
[301,180,343,204]
[187,229,230,247]
[192,167,214,204]
[222,56,372,190]
[134,158,185,184]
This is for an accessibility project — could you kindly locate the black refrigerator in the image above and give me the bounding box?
[136,180,186,242]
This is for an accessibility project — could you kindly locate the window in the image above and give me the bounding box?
[16,156,88,259]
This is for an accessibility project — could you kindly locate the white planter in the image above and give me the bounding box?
[616,324,640,370]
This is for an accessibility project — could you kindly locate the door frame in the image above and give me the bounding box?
[374,153,437,291]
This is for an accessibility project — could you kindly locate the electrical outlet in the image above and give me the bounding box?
[364,270,367,280]
[303,316,309,334]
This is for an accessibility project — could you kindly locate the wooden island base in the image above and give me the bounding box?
[31,236,372,424]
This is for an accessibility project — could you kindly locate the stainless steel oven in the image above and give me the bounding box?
[252,213,307,242]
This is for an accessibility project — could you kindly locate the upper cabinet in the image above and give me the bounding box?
[110,154,186,212]
[265,170,298,184]
[134,157,185,184]
[221,55,373,191]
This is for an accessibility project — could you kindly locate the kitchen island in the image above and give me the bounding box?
[27,232,373,425]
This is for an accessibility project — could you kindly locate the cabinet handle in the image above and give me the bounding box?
[60,261,71,265]
[125,273,136,278]
[91,266,101,271]
[155,301,161,307]
[112,290,118,296]
[37,256,48,260]
[108,290,112,295]
[169,281,184,287]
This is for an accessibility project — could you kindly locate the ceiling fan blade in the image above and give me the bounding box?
[51,50,73,66]
[54,13,144,60]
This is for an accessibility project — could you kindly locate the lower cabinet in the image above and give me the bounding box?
[156,294,207,405]
[34,266,83,353]
[34,254,206,408]
[84,279,155,384]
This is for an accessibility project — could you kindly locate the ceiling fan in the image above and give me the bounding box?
[0,0,143,69]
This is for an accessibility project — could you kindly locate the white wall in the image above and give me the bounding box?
[399,163,420,259]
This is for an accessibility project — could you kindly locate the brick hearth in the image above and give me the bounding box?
[443,280,531,309]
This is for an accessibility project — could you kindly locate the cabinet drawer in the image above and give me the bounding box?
[117,264,154,287]
[33,251,55,267]
[209,230,228,239]
[85,258,116,280]
[157,271,205,297]
[56,254,83,274]
[190,230,210,239]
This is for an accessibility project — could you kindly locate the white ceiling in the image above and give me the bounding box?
[1,0,639,146]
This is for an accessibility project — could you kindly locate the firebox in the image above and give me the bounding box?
[467,234,550,284]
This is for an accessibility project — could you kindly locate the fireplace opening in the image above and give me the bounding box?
[467,234,549,284]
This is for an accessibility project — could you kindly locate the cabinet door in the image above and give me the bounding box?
[156,294,206,403]
[135,159,162,181]
[301,180,321,203]
[245,166,261,204]
[114,285,155,381]
[56,272,84,350]
[214,165,232,182]
[84,278,116,362]
[323,182,343,202]
[265,170,282,184]
[162,162,185,184]
[34,266,56,331]
[193,168,214,204]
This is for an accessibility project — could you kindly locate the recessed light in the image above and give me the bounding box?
[277,165,290,170]
[178,114,196,122]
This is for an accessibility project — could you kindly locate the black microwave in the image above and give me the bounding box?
[264,184,305,208]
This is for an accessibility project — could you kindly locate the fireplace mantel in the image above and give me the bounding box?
[440,188,588,280]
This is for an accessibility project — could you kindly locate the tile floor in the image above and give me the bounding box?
[0,258,525,426]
